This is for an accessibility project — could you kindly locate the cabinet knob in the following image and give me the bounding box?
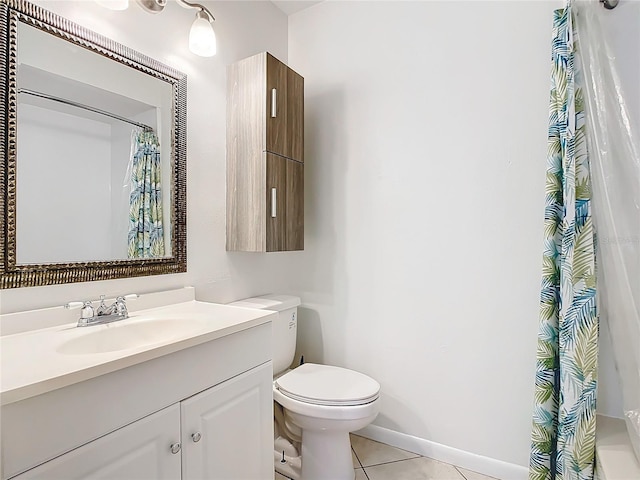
[170,442,181,454]
[192,432,202,443]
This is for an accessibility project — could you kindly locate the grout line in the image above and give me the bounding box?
[274,470,294,480]
[351,442,370,479]
[351,446,365,469]
[350,435,421,461]
[360,457,424,469]
[455,466,470,480]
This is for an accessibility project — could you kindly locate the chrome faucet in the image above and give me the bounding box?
[65,294,139,327]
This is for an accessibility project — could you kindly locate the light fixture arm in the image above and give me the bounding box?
[135,0,166,14]
[176,0,215,21]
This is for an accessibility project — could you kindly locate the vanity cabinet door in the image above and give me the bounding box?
[180,362,273,480]
[11,405,181,480]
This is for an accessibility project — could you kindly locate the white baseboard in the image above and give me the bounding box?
[355,424,528,480]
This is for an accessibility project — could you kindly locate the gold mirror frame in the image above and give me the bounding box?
[0,0,187,289]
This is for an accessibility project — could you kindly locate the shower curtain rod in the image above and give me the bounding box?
[17,88,154,131]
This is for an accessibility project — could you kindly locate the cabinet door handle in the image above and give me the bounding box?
[271,88,277,118]
[192,432,202,443]
[170,442,181,454]
[271,188,277,218]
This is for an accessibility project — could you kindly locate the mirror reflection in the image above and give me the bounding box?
[15,22,173,265]
[1,0,187,288]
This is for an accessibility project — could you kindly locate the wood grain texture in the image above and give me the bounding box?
[226,52,305,252]
[226,53,267,251]
[266,53,288,158]
[266,153,287,252]
[287,68,304,163]
[285,159,304,250]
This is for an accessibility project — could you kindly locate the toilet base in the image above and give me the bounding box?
[274,435,302,479]
[272,365,380,480]
[301,429,354,480]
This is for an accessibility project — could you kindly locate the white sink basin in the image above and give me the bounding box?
[1,297,276,406]
[56,318,207,355]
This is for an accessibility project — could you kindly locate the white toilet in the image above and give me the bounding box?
[229,295,380,480]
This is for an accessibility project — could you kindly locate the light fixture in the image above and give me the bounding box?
[95,0,217,57]
[96,0,129,10]
[188,10,216,57]
[177,0,216,57]
[138,0,216,56]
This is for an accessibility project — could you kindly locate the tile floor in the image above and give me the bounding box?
[275,434,498,480]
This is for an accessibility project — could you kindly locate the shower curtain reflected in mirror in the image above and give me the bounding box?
[128,128,165,259]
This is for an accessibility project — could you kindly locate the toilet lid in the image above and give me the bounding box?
[275,363,380,406]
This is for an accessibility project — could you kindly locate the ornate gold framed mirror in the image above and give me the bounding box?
[0,0,187,288]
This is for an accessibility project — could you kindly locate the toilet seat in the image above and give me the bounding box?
[275,363,380,407]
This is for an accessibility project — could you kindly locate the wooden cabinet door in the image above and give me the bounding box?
[287,67,304,162]
[266,154,304,251]
[266,153,287,252]
[181,362,274,480]
[266,53,288,157]
[286,159,304,250]
[12,405,181,480]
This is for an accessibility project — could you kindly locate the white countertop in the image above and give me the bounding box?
[0,300,274,406]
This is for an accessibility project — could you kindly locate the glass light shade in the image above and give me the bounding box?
[189,14,216,57]
[96,0,129,10]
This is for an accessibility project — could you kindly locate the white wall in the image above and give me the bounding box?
[0,0,296,313]
[288,0,557,469]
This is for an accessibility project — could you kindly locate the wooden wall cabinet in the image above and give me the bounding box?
[227,52,304,252]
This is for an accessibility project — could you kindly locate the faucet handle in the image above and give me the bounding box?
[115,293,139,304]
[114,294,139,317]
[65,300,94,321]
[64,301,85,310]
[80,301,95,319]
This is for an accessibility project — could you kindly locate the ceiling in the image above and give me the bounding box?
[270,0,323,16]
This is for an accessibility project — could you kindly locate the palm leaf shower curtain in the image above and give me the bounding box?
[529,5,599,480]
[128,129,165,258]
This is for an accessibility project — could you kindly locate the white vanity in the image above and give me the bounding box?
[0,288,275,480]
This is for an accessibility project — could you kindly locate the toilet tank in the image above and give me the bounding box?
[228,294,300,376]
